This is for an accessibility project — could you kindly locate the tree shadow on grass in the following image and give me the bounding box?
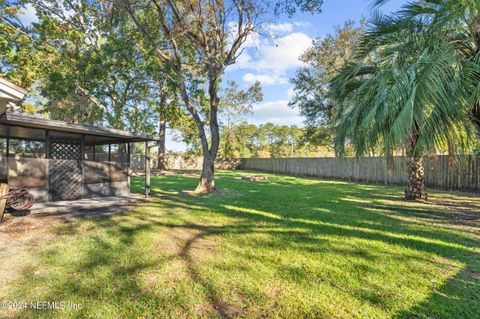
[135,172,479,317]
[6,171,480,318]
[138,172,480,318]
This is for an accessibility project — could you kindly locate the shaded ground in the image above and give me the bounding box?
[0,203,138,297]
[0,170,479,318]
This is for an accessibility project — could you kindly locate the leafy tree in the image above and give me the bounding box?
[218,122,323,158]
[120,0,322,192]
[273,0,323,17]
[219,80,263,158]
[27,1,153,127]
[1,0,183,142]
[0,1,40,88]
[289,20,366,153]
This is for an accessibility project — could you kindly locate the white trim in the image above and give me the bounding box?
[0,78,27,101]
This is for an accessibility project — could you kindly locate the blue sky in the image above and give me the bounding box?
[231,0,406,126]
[168,0,407,151]
[18,0,407,151]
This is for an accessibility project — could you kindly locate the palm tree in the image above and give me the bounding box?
[373,0,480,131]
[330,8,476,200]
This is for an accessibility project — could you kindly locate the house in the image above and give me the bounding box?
[0,77,156,202]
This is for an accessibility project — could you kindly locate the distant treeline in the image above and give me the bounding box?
[215,122,334,159]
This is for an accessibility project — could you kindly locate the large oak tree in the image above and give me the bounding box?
[119,0,322,192]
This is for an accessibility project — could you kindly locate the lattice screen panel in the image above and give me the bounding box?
[49,137,81,160]
[48,136,83,201]
[49,159,82,201]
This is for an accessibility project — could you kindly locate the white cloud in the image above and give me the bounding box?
[242,31,261,49]
[233,52,254,69]
[249,99,303,126]
[255,32,312,72]
[265,22,294,33]
[232,31,312,86]
[19,4,38,25]
[243,73,288,85]
[293,21,312,28]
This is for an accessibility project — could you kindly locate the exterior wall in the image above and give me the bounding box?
[7,157,47,188]
[0,156,131,202]
[83,161,129,198]
[84,181,129,197]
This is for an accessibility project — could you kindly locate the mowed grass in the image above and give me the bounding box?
[1,170,479,318]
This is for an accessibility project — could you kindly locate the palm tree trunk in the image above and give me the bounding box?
[404,129,428,200]
[405,156,427,200]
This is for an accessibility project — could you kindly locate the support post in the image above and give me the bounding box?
[145,141,150,197]
[6,126,9,159]
[5,127,9,203]
[45,130,50,202]
[108,144,111,162]
[80,134,85,199]
[92,144,96,161]
[127,142,131,190]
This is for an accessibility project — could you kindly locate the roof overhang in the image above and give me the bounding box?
[0,78,27,101]
[0,113,159,144]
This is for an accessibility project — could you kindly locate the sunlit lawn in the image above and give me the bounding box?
[1,170,479,318]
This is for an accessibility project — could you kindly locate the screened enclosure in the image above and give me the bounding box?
[0,113,156,202]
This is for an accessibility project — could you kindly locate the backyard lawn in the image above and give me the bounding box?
[0,170,479,318]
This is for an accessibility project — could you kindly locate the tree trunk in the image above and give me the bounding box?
[157,113,167,170]
[194,72,221,193]
[174,66,216,192]
[196,153,215,192]
[404,128,428,200]
[405,156,428,200]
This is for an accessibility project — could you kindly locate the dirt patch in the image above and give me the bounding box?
[0,217,56,295]
[241,175,268,182]
[468,270,480,282]
[214,301,245,318]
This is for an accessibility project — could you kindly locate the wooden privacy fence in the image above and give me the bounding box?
[131,154,240,171]
[239,156,480,193]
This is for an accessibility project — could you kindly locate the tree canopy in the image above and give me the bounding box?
[289,20,367,153]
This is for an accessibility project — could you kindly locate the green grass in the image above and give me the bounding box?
[1,170,479,318]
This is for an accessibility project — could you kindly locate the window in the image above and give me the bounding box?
[110,143,128,163]
[9,139,45,158]
[94,145,109,162]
